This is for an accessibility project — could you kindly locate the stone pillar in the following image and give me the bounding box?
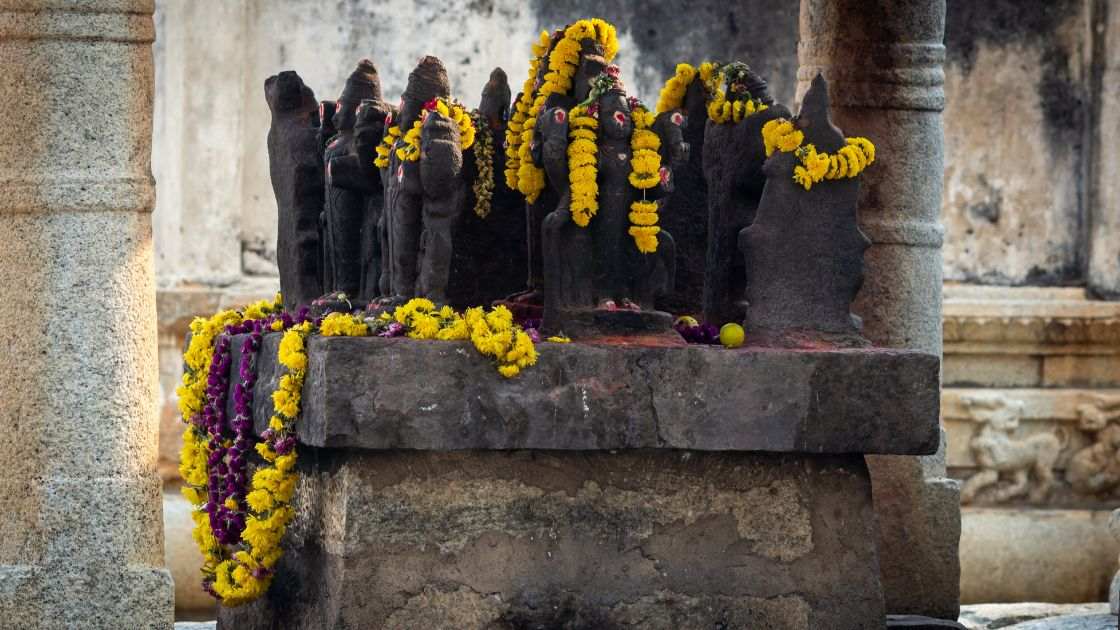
[797,0,960,619]
[1090,0,1120,300]
[0,2,174,628]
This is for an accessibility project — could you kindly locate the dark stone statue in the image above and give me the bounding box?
[740,74,870,345]
[264,70,323,312]
[380,56,468,305]
[540,76,679,338]
[316,100,337,293]
[322,59,382,300]
[654,76,708,316]
[446,68,525,309]
[701,67,791,326]
[328,98,390,302]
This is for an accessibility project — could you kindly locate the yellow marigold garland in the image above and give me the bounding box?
[627,104,662,253]
[505,30,552,191]
[567,104,600,227]
[395,97,477,163]
[510,19,619,204]
[706,62,768,125]
[373,123,400,169]
[470,110,495,218]
[654,61,718,115]
[378,298,539,377]
[761,118,877,191]
[180,295,550,607]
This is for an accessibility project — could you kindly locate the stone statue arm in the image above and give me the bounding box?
[327,154,379,193]
[419,112,464,200]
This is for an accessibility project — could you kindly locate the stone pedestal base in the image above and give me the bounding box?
[0,564,173,630]
[219,451,884,629]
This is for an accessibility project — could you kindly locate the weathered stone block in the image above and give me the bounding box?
[241,335,941,456]
[219,451,884,629]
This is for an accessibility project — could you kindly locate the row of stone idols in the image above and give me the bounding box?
[265,23,873,341]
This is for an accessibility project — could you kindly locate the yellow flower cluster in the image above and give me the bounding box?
[470,111,495,218]
[176,296,284,606]
[396,98,476,163]
[761,118,805,157]
[627,105,661,254]
[374,124,400,169]
[464,305,538,378]
[708,92,768,125]
[655,63,698,114]
[214,312,370,606]
[567,104,600,227]
[508,19,619,203]
[379,298,538,377]
[655,61,719,115]
[762,118,876,191]
[506,30,552,192]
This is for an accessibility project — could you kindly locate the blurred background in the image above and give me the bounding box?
[152,0,1120,619]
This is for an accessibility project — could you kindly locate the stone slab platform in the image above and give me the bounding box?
[239,335,940,455]
[218,451,885,630]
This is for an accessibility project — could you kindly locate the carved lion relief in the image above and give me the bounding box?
[1067,396,1120,496]
[960,395,1062,504]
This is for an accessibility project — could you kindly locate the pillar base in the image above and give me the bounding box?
[0,564,173,630]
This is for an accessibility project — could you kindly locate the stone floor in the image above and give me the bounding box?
[960,604,1115,629]
[174,604,1116,629]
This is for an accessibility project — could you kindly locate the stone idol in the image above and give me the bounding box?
[264,70,323,312]
[731,74,875,346]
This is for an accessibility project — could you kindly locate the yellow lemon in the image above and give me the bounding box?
[674,315,699,328]
[719,323,745,348]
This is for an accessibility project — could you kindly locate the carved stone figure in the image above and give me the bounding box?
[1068,397,1120,496]
[701,67,790,325]
[381,56,468,304]
[323,59,382,299]
[328,98,391,302]
[540,75,678,337]
[316,100,337,292]
[960,395,1062,504]
[446,68,526,309]
[264,70,324,312]
[655,73,706,315]
[739,75,869,344]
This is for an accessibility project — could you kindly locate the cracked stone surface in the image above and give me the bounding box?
[218,451,884,629]
[234,335,940,455]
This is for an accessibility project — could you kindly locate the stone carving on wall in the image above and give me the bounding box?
[1068,396,1120,496]
[950,390,1120,506]
[960,394,1062,504]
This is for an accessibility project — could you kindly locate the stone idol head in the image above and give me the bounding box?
[334,59,381,131]
[400,55,451,131]
[264,70,316,115]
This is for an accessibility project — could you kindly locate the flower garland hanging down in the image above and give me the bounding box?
[627,101,662,253]
[505,30,552,192]
[707,62,770,125]
[508,19,619,204]
[180,295,552,605]
[567,104,599,227]
[567,68,663,253]
[654,61,719,115]
[396,97,477,163]
[761,118,877,191]
[469,109,495,218]
[373,112,400,169]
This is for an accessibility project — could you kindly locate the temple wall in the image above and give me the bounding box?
[148,0,1120,617]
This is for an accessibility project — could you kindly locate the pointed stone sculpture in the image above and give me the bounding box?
[264,70,324,312]
[701,66,791,326]
[740,74,870,345]
[322,59,382,301]
[446,68,526,309]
